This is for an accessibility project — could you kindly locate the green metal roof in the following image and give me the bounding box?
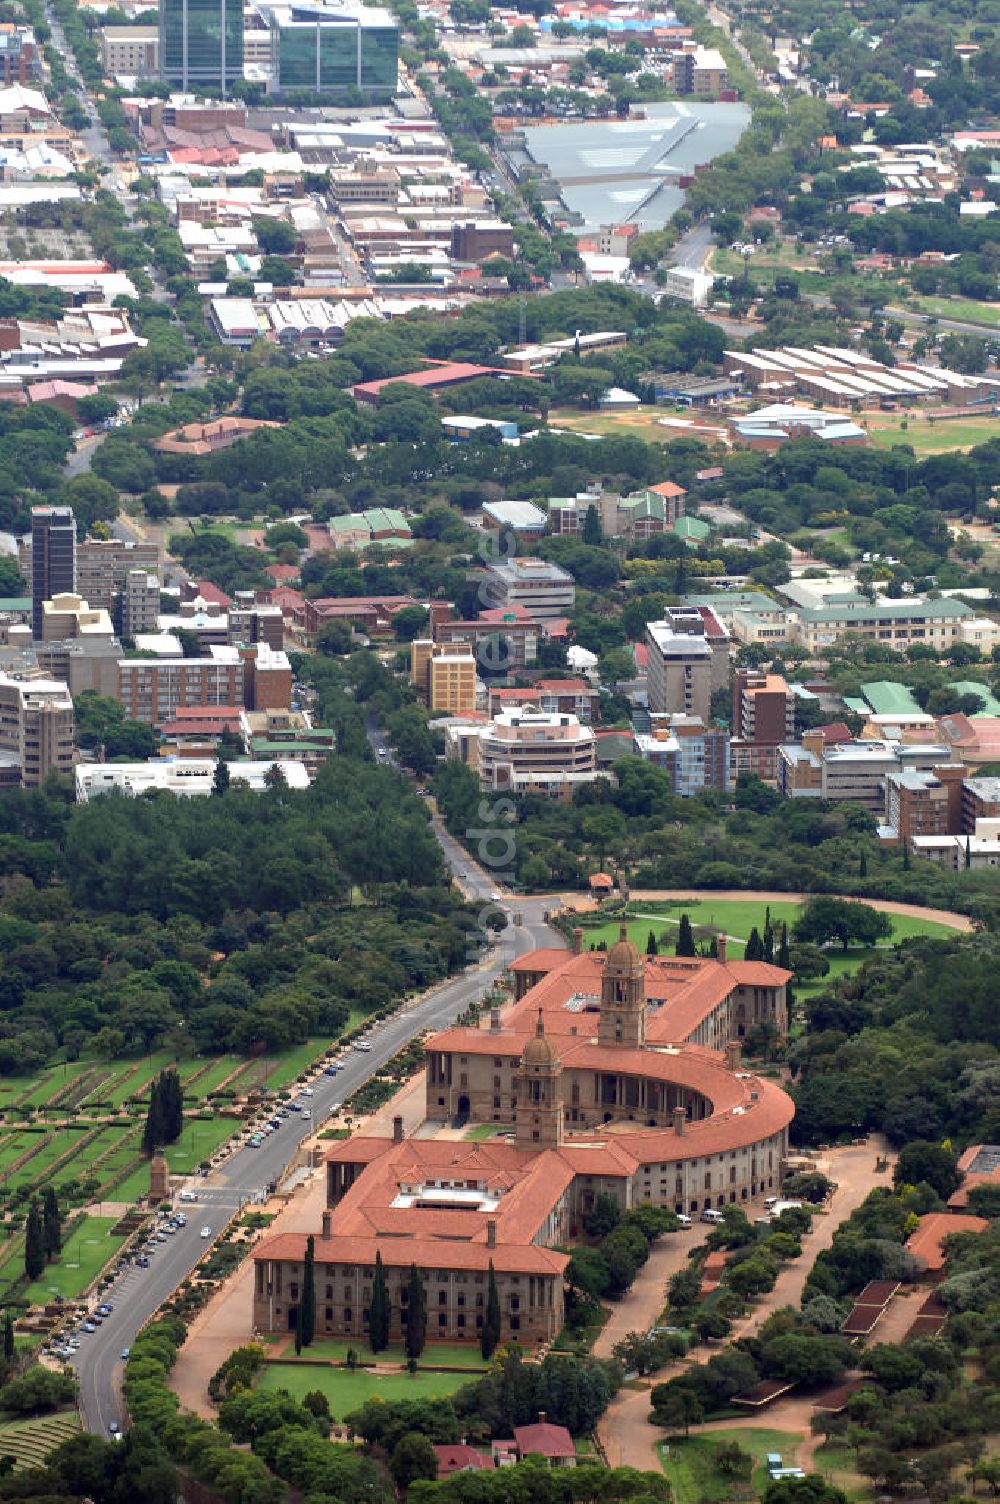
[844,697,868,715]
[860,680,923,717]
[950,680,1000,716]
[801,598,974,623]
[250,739,335,755]
[0,598,30,611]
[674,515,711,539]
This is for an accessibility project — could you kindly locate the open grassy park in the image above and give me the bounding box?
[658,1428,801,1502]
[864,409,1000,454]
[258,1358,477,1417]
[582,897,954,998]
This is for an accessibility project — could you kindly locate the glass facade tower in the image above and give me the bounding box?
[266,4,397,94]
[160,0,244,95]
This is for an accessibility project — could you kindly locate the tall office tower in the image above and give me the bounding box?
[31,507,76,640]
[160,0,243,94]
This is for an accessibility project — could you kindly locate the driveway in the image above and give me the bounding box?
[595,1138,896,1472]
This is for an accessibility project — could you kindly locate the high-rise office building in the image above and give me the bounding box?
[258,1,397,95]
[160,0,243,95]
[31,507,76,640]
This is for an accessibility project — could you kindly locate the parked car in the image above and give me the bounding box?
[675,1213,692,1228]
[700,1208,724,1224]
[200,1226,212,1239]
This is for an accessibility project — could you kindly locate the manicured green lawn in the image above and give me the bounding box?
[464,1124,511,1141]
[658,1428,802,1501]
[23,1215,127,1304]
[259,1361,475,1417]
[583,899,954,999]
[281,1338,486,1367]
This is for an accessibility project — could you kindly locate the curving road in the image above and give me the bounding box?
[70,777,562,1435]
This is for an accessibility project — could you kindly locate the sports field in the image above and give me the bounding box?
[865,410,1000,453]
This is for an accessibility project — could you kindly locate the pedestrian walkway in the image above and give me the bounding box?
[595,1138,896,1472]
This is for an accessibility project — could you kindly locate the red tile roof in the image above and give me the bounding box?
[352,362,512,400]
[195,580,232,608]
[433,1445,491,1476]
[906,1212,988,1270]
[514,1422,575,1459]
[648,480,686,499]
[536,678,592,694]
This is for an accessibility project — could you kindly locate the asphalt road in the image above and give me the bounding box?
[70,760,562,1435]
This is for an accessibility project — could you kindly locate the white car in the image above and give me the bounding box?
[675,1213,692,1228]
[200,1226,212,1239]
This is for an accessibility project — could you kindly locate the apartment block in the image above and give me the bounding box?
[432,616,540,671]
[730,669,795,782]
[476,707,598,798]
[884,764,965,845]
[21,535,160,617]
[673,45,727,94]
[118,649,244,726]
[660,604,730,692]
[31,507,76,640]
[646,621,712,721]
[0,26,41,84]
[0,673,74,788]
[962,776,1000,833]
[122,570,160,639]
[410,639,477,715]
[100,25,159,75]
[240,709,335,780]
[633,715,729,795]
[241,642,292,712]
[482,558,575,620]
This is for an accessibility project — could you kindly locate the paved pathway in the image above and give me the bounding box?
[595,1138,896,1473]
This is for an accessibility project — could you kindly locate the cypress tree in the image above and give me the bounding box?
[212,757,230,796]
[24,1202,44,1282]
[300,1235,316,1349]
[745,927,765,962]
[763,907,774,964]
[41,1187,60,1258]
[482,1260,501,1360]
[405,1263,426,1360]
[161,1068,183,1144]
[3,1313,13,1360]
[646,930,658,956]
[777,923,790,972]
[859,849,868,878]
[369,1250,389,1353]
[675,914,695,957]
[142,1076,163,1155]
[294,1302,303,1356]
[966,837,972,870]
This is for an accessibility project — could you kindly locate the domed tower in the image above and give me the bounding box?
[514,1011,564,1151]
[598,924,646,1049]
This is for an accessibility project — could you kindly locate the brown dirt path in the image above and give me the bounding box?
[595,1137,896,1473]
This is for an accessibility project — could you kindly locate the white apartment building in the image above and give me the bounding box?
[482,557,575,619]
[75,758,310,801]
[472,706,599,798]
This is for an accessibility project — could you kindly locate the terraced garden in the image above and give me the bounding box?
[0,1035,354,1308]
[0,1411,80,1471]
